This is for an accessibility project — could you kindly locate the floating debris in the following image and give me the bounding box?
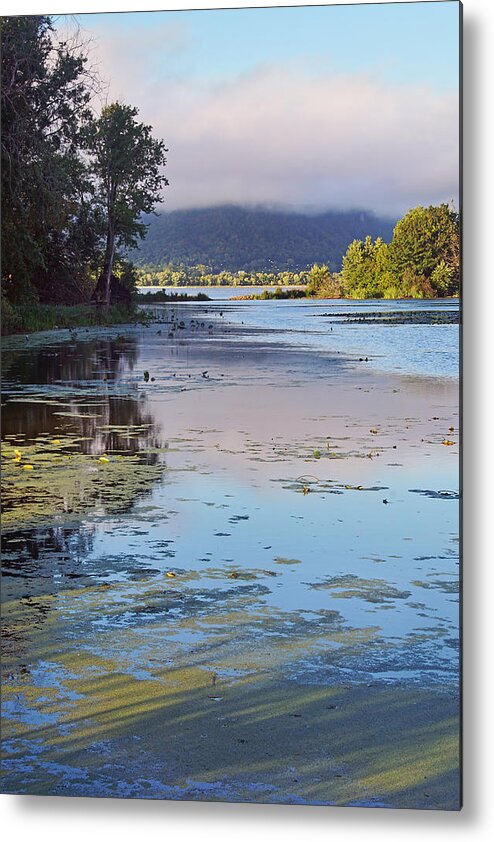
[409,489,459,500]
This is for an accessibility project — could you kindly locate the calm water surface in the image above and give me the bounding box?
[139,289,459,379]
[1,299,460,797]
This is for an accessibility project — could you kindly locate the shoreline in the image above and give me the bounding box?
[1,294,460,339]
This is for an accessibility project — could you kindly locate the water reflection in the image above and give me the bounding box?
[2,335,138,387]
[0,307,460,805]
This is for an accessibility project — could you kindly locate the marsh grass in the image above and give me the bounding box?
[1,302,144,336]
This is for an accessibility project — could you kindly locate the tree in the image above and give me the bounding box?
[306,263,343,298]
[87,102,168,306]
[389,204,460,296]
[1,16,96,303]
[340,236,395,298]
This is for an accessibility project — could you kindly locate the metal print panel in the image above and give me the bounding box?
[1,1,461,809]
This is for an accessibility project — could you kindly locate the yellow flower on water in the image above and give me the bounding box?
[166,571,176,578]
[442,439,455,446]
[22,464,34,470]
[14,449,22,459]
[52,439,61,445]
[98,456,110,464]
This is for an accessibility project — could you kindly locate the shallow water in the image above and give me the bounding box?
[1,301,460,803]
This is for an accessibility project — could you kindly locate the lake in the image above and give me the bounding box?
[1,298,460,806]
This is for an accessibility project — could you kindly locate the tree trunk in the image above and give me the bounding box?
[101,216,116,307]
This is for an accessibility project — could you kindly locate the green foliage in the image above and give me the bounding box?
[136,265,312,289]
[137,263,340,296]
[1,291,22,334]
[1,18,166,313]
[430,260,455,295]
[340,236,394,298]
[86,102,168,305]
[130,206,395,273]
[1,16,98,303]
[113,258,140,294]
[339,205,460,299]
[1,302,138,336]
[306,264,344,298]
[389,204,460,296]
[87,103,168,252]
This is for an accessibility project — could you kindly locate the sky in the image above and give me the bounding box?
[64,2,460,217]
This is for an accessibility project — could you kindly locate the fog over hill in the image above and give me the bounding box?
[131,205,396,273]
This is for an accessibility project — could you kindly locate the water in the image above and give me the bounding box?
[1,300,460,802]
[138,284,287,300]
[139,290,459,379]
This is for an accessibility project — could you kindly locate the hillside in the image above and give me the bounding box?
[131,205,396,272]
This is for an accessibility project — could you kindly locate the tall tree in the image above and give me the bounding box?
[1,16,96,303]
[340,236,394,298]
[87,102,168,305]
[389,204,460,296]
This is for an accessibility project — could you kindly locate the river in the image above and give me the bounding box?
[1,298,460,806]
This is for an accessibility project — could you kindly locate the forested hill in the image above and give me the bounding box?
[131,206,396,272]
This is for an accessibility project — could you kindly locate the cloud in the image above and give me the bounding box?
[85,26,459,216]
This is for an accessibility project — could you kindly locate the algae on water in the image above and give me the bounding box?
[1,436,165,529]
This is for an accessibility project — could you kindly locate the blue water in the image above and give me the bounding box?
[1,299,460,801]
[139,290,459,380]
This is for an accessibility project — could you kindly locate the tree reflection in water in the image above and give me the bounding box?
[1,335,167,668]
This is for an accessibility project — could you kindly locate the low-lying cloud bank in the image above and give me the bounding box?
[88,27,459,216]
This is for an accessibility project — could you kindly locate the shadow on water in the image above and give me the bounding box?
[1,649,460,808]
[1,335,168,663]
[1,314,460,808]
[2,335,138,389]
[2,334,167,534]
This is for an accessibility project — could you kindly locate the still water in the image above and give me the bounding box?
[1,299,460,799]
[139,289,459,379]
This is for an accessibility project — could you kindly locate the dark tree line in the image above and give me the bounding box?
[130,205,395,273]
[1,15,168,314]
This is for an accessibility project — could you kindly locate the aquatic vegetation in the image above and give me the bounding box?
[279,476,388,496]
[408,489,459,500]
[1,435,165,529]
[308,575,412,604]
[411,578,459,595]
[274,557,302,566]
[0,300,460,806]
